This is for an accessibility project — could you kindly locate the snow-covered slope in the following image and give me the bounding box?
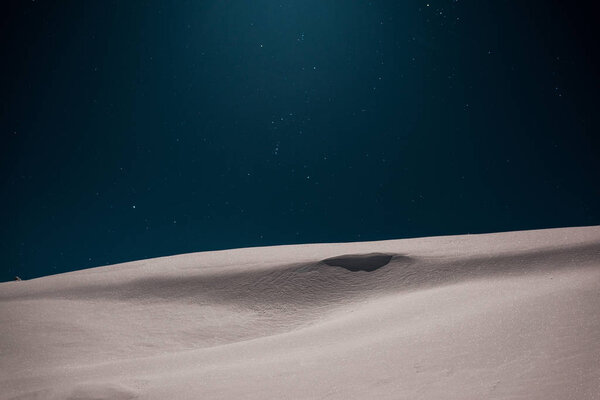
[1,226,599,399]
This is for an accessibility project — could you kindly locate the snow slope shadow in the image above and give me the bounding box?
[321,253,396,271]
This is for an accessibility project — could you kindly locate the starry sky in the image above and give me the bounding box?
[2,0,599,281]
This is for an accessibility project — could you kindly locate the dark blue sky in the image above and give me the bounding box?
[2,1,599,281]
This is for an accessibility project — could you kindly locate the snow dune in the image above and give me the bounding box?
[1,226,599,399]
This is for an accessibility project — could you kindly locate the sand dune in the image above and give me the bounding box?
[1,226,599,399]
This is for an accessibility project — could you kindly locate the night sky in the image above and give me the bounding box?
[2,1,599,281]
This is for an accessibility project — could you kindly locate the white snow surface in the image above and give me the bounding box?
[1,226,600,399]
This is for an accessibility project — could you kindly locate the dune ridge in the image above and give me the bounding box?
[1,226,599,399]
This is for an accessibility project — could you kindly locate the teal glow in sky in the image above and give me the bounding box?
[2,0,599,280]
